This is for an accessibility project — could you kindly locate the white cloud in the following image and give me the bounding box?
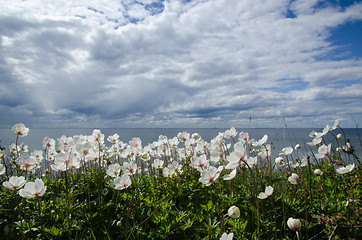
[0,0,361,128]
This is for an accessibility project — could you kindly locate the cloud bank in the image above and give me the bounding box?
[1,0,362,128]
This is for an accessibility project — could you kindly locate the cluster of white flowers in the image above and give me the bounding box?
[1,120,358,203]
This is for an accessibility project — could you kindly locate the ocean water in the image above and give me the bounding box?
[1,127,361,159]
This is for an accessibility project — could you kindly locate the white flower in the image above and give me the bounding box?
[152,159,164,169]
[256,135,268,146]
[288,173,299,185]
[162,166,175,178]
[247,156,258,168]
[220,232,233,240]
[300,156,309,167]
[113,174,132,190]
[106,163,121,178]
[336,133,342,140]
[19,179,46,199]
[238,132,249,143]
[307,137,322,146]
[259,144,271,158]
[107,133,119,143]
[275,157,284,166]
[16,154,37,171]
[331,119,339,130]
[223,169,237,181]
[191,155,209,172]
[257,186,274,199]
[177,132,190,142]
[199,167,221,186]
[225,142,247,169]
[3,176,26,190]
[336,163,355,175]
[89,129,104,144]
[223,127,238,139]
[122,161,137,175]
[315,144,331,159]
[287,217,301,231]
[281,147,293,155]
[295,144,301,150]
[51,162,66,172]
[314,169,323,176]
[227,206,240,219]
[192,133,201,141]
[12,123,29,137]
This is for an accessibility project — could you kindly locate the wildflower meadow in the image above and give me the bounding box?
[0,121,360,239]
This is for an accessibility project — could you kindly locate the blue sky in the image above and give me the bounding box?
[0,0,362,128]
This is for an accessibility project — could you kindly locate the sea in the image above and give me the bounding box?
[0,128,361,161]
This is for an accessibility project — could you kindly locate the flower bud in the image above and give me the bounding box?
[336,133,342,140]
[227,206,240,219]
[287,217,301,231]
[314,169,323,176]
[288,173,299,185]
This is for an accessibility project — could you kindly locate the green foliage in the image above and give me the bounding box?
[0,125,361,239]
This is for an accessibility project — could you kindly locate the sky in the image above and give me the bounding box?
[1,0,362,129]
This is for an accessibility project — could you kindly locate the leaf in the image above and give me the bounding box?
[44,226,61,236]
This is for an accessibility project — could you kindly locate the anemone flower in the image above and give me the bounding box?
[314,169,323,176]
[287,217,301,231]
[225,142,247,169]
[281,147,293,155]
[331,119,339,130]
[12,123,29,137]
[177,132,190,142]
[16,154,37,171]
[220,232,233,240]
[54,151,73,168]
[122,161,137,175]
[275,157,284,166]
[247,156,258,168]
[238,132,249,143]
[257,186,274,199]
[223,168,237,181]
[288,173,299,185]
[19,179,46,199]
[227,206,240,219]
[113,174,132,190]
[192,133,201,141]
[89,129,104,144]
[315,144,331,159]
[3,176,26,190]
[199,167,221,186]
[191,155,210,172]
[152,159,164,169]
[51,162,67,172]
[223,127,238,139]
[257,135,268,146]
[307,137,322,146]
[336,163,355,175]
[107,133,119,143]
[106,163,121,178]
[162,166,175,178]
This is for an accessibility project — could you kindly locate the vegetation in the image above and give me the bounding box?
[0,121,360,239]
